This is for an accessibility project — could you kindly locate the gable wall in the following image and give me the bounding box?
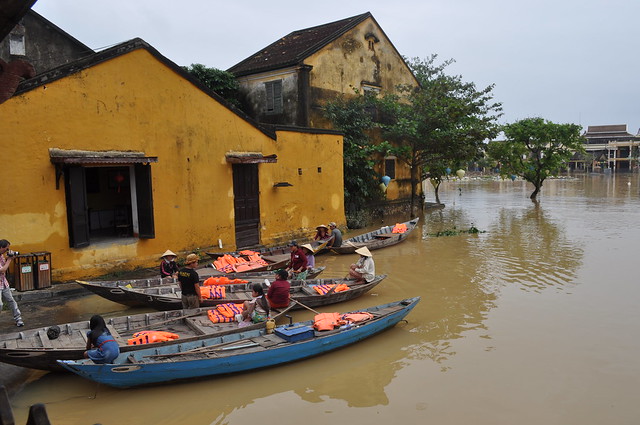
[0,48,344,281]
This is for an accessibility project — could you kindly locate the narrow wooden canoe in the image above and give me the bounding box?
[107,275,387,311]
[75,267,326,307]
[330,217,420,254]
[58,297,420,388]
[0,304,296,371]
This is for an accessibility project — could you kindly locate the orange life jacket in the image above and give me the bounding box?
[216,302,244,318]
[200,286,226,300]
[312,284,350,295]
[207,309,235,323]
[127,330,180,345]
[341,312,374,323]
[392,223,408,233]
[313,312,344,331]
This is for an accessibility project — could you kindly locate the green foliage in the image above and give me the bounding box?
[428,226,485,237]
[324,91,385,211]
[182,64,241,108]
[486,117,585,199]
[378,55,503,205]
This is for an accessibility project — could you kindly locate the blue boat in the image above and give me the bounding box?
[58,297,420,388]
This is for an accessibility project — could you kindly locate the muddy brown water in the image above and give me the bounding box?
[7,174,640,424]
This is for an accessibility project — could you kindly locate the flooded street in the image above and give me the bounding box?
[9,174,640,425]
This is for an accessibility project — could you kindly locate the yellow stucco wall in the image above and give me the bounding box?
[0,47,344,282]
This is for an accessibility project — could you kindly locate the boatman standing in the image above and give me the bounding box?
[178,253,201,309]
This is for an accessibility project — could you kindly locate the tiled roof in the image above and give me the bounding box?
[228,12,371,76]
[584,124,631,137]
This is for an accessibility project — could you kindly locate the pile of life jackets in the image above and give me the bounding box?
[127,330,180,345]
[207,302,244,323]
[392,223,408,234]
[200,286,226,300]
[212,251,269,273]
[313,311,375,331]
[312,283,350,295]
[202,276,248,286]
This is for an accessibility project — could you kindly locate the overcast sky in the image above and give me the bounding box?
[33,0,639,134]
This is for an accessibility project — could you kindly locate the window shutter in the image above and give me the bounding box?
[273,81,282,113]
[135,164,155,239]
[64,166,90,248]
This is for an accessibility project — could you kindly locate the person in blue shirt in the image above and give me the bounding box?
[84,315,120,364]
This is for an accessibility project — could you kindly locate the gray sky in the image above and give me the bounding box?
[33,0,639,134]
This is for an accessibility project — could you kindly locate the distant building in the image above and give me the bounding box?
[0,9,93,74]
[574,125,640,172]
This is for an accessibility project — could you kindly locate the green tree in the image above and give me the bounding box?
[182,64,240,108]
[379,55,502,208]
[324,91,385,220]
[486,117,585,199]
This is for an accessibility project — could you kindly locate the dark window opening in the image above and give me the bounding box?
[385,158,396,180]
[64,164,155,247]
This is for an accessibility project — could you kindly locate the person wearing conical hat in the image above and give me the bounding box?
[300,243,315,268]
[313,224,330,242]
[159,249,179,279]
[348,246,375,283]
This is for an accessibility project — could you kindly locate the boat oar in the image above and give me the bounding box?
[293,300,321,315]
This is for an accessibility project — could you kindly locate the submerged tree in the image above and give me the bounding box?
[486,117,585,199]
[182,64,240,108]
[379,55,502,208]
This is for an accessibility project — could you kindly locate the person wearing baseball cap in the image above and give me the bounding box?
[178,253,201,308]
[348,246,375,283]
[327,222,342,248]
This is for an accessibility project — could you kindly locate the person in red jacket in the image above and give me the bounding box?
[267,269,291,309]
[286,241,308,279]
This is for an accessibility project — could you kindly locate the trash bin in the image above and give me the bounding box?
[12,254,35,291]
[33,251,52,289]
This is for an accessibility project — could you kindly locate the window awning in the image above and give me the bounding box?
[49,148,158,165]
[49,148,158,189]
[225,152,277,164]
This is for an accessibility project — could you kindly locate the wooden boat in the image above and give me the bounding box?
[0,305,296,372]
[75,267,326,307]
[330,217,420,254]
[58,297,420,388]
[106,275,387,311]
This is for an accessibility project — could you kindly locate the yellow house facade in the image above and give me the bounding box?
[229,12,421,203]
[0,39,344,282]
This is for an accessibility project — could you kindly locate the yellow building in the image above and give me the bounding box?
[228,12,420,203]
[0,38,344,282]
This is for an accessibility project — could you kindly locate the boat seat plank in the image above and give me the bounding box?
[106,325,123,341]
[184,318,208,335]
[4,340,17,349]
[38,330,53,349]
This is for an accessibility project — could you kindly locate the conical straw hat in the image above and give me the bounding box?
[355,246,372,257]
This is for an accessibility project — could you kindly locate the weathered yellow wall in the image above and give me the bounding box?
[0,47,344,282]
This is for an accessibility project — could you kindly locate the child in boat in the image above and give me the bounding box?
[84,315,120,364]
[159,249,179,278]
[241,283,270,324]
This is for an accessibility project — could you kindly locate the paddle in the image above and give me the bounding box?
[292,299,321,315]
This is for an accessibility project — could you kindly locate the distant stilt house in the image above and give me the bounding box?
[571,125,640,172]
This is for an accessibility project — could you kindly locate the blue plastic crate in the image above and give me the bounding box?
[274,325,314,342]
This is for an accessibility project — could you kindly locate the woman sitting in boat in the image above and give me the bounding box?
[84,315,120,364]
[267,269,291,310]
[313,224,331,241]
[159,249,179,279]
[241,283,270,324]
[348,247,376,283]
[286,241,308,280]
[301,244,316,269]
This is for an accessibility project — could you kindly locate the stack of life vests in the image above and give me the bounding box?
[127,330,180,345]
[212,251,269,273]
[207,302,244,323]
[392,223,408,234]
[312,283,350,295]
[202,276,248,286]
[200,286,226,300]
[313,311,375,331]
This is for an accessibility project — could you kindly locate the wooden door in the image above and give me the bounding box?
[232,164,260,247]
